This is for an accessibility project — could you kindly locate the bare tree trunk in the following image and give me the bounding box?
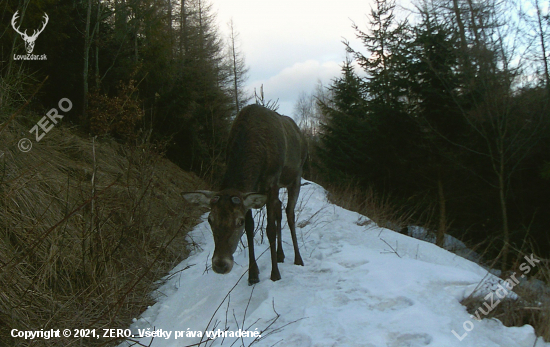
[94,0,101,89]
[198,0,204,51]
[452,0,471,75]
[83,0,92,118]
[436,172,447,247]
[132,0,139,61]
[498,153,510,272]
[452,0,467,51]
[134,29,139,61]
[535,0,550,98]
[180,0,187,59]
[168,0,173,60]
[466,0,481,46]
[228,20,240,113]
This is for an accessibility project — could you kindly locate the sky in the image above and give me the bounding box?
[213,0,375,117]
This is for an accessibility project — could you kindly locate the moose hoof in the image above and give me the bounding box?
[294,257,304,266]
[248,264,260,285]
[270,270,281,281]
[277,250,285,263]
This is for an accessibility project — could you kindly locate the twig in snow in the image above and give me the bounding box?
[164,264,195,281]
[239,285,255,346]
[248,299,308,346]
[198,268,249,345]
[380,238,402,258]
[219,294,232,345]
[203,252,212,275]
[186,232,203,252]
[231,309,242,346]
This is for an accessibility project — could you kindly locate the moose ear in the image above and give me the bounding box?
[243,193,267,209]
[182,190,215,208]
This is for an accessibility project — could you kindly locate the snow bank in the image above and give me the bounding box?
[121,180,548,347]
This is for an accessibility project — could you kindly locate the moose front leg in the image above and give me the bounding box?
[245,210,260,285]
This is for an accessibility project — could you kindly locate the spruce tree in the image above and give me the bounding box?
[318,58,370,184]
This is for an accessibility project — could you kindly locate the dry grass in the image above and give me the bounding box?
[461,255,550,342]
[0,118,205,346]
[323,181,419,232]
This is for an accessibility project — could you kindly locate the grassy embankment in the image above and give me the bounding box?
[0,112,205,346]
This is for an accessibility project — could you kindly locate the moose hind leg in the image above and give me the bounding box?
[267,190,281,281]
[275,198,285,263]
[286,178,304,266]
[245,210,259,285]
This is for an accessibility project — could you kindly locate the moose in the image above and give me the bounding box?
[11,11,49,54]
[183,104,308,285]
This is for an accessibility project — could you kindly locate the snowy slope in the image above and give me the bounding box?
[121,180,549,347]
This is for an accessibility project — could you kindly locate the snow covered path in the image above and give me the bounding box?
[122,180,548,347]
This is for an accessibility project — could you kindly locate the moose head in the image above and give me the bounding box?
[11,11,49,54]
[182,189,266,275]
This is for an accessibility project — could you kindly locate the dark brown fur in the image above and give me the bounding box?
[182,104,308,284]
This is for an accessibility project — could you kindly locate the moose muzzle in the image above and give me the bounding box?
[211,255,234,274]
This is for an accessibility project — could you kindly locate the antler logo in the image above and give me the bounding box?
[11,10,49,54]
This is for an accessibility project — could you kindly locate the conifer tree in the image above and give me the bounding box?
[318,58,370,184]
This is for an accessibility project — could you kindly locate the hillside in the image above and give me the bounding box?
[122,180,549,347]
[0,121,204,346]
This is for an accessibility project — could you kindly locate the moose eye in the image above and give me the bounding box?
[236,218,245,227]
[210,196,220,204]
[231,196,241,205]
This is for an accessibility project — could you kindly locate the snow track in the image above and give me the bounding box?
[122,180,548,347]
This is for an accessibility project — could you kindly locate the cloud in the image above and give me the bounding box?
[214,0,373,115]
[215,0,368,77]
[247,59,342,116]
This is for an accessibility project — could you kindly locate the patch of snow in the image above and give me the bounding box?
[120,180,549,347]
[407,226,485,265]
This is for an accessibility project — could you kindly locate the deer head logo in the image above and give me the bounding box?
[11,11,49,54]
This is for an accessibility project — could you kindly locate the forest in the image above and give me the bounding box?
[1,0,247,344]
[1,0,549,271]
[0,0,549,344]
[2,0,549,268]
[299,0,550,271]
[2,0,249,179]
